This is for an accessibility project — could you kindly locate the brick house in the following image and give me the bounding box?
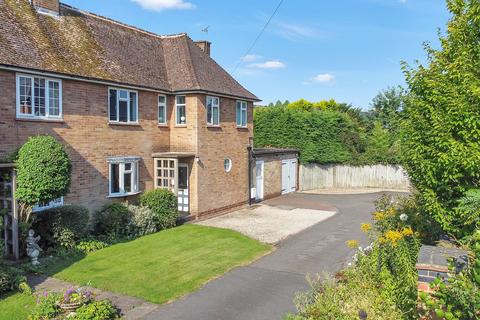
[0,0,262,219]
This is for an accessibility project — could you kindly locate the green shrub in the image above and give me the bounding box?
[0,263,26,295]
[28,292,62,320]
[139,189,178,230]
[94,203,131,238]
[127,205,160,237]
[16,135,71,206]
[75,239,109,253]
[33,205,89,249]
[73,300,118,320]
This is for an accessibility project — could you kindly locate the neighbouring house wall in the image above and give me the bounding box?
[0,69,172,212]
[195,95,253,216]
[299,164,411,191]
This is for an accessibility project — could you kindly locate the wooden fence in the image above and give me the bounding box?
[299,164,411,191]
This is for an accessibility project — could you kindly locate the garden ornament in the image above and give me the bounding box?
[26,229,42,265]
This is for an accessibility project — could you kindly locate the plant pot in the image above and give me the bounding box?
[59,302,82,313]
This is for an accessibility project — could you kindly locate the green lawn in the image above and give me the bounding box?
[46,224,271,304]
[0,292,35,320]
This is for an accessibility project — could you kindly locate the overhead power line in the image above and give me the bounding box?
[233,0,285,73]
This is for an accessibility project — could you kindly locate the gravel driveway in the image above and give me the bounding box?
[197,196,336,244]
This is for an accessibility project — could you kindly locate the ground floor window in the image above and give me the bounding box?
[108,157,140,197]
[155,158,176,190]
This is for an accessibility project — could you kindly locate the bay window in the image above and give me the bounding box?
[16,74,62,119]
[206,96,220,126]
[109,88,138,123]
[108,157,140,197]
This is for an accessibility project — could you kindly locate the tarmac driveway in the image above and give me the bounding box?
[143,192,406,320]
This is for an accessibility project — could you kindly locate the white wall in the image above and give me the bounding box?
[299,164,410,191]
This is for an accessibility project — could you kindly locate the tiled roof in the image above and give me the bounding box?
[0,0,259,101]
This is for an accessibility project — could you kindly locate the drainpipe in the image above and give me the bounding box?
[247,145,253,206]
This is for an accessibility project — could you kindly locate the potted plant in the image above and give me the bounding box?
[59,287,92,312]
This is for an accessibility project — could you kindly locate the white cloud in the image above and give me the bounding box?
[131,0,195,11]
[311,73,335,83]
[248,60,286,69]
[275,22,317,40]
[242,54,262,62]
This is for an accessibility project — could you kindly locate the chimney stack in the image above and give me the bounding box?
[195,41,211,56]
[31,0,59,16]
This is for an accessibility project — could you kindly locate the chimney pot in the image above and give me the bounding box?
[31,0,60,15]
[195,41,211,56]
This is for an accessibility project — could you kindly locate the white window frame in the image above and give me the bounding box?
[175,95,186,125]
[158,95,167,125]
[206,96,220,126]
[107,157,140,197]
[16,74,63,120]
[108,87,139,124]
[236,100,248,128]
[32,197,64,213]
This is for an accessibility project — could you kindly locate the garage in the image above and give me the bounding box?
[251,148,299,202]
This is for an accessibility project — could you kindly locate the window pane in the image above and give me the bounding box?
[159,96,166,104]
[109,89,117,121]
[236,103,241,126]
[119,90,128,100]
[207,102,212,124]
[158,105,165,123]
[34,78,46,116]
[19,77,32,115]
[119,100,128,122]
[111,163,120,193]
[177,105,186,124]
[176,96,185,105]
[129,92,137,122]
[242,108,247,127]
[213,106,219,125]
[48,81,60,116]
[124,171,132,193]
[125,163,132,171]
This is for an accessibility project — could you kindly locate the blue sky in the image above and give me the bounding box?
[62,0,450,109]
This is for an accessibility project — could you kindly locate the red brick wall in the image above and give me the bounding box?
[0,70,254,217]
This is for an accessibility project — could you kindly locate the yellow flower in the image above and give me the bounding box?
[360,223,372,233]
[384,230,403,246]
[346,239,359,249]
[401,227,414,237]
[373,211,385,221]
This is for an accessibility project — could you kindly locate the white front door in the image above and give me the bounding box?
[282,159,297,194]
[255,160,264,200]
[178,164,189,213]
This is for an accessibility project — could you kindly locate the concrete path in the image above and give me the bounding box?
[28,275,158,320]
[143,192,405,320]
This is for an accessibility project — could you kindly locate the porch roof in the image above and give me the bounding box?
[151,152,196,159]
[252,148,299,156]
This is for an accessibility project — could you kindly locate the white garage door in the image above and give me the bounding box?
[281,159,297,194]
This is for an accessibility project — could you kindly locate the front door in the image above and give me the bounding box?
[178,164,189,213]
[255,161,264,200]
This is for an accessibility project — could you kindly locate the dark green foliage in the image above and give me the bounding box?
[401,0,480,237]
[254,106,363,164]
[29,292,62,320]
[359,121,400,164]
[94,203,131,238]
[139,189,178,230]
[455,189,480,236]
[33,205,89,249]
[15,135,71,205]
[0,263,25,295]
[74,299,119,320]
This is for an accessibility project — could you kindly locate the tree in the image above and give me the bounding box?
[16,135,72,224]
[370,86,405,130]
[401,0,480,236]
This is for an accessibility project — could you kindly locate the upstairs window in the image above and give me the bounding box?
[109,88,138,123]
[108,157,140,197]
[206,96,220,126]
[16,74,62,119]
[158,95,167,125]
[175,95,186,125]
[236,101,247,127]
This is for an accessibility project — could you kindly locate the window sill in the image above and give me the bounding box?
[207,125,221,128]
[108,122,141,127]
[236,126,248,130]
[15,116,65,123]
[107,191,141,198]
[157,123,169,128]
[174,124,187,128]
